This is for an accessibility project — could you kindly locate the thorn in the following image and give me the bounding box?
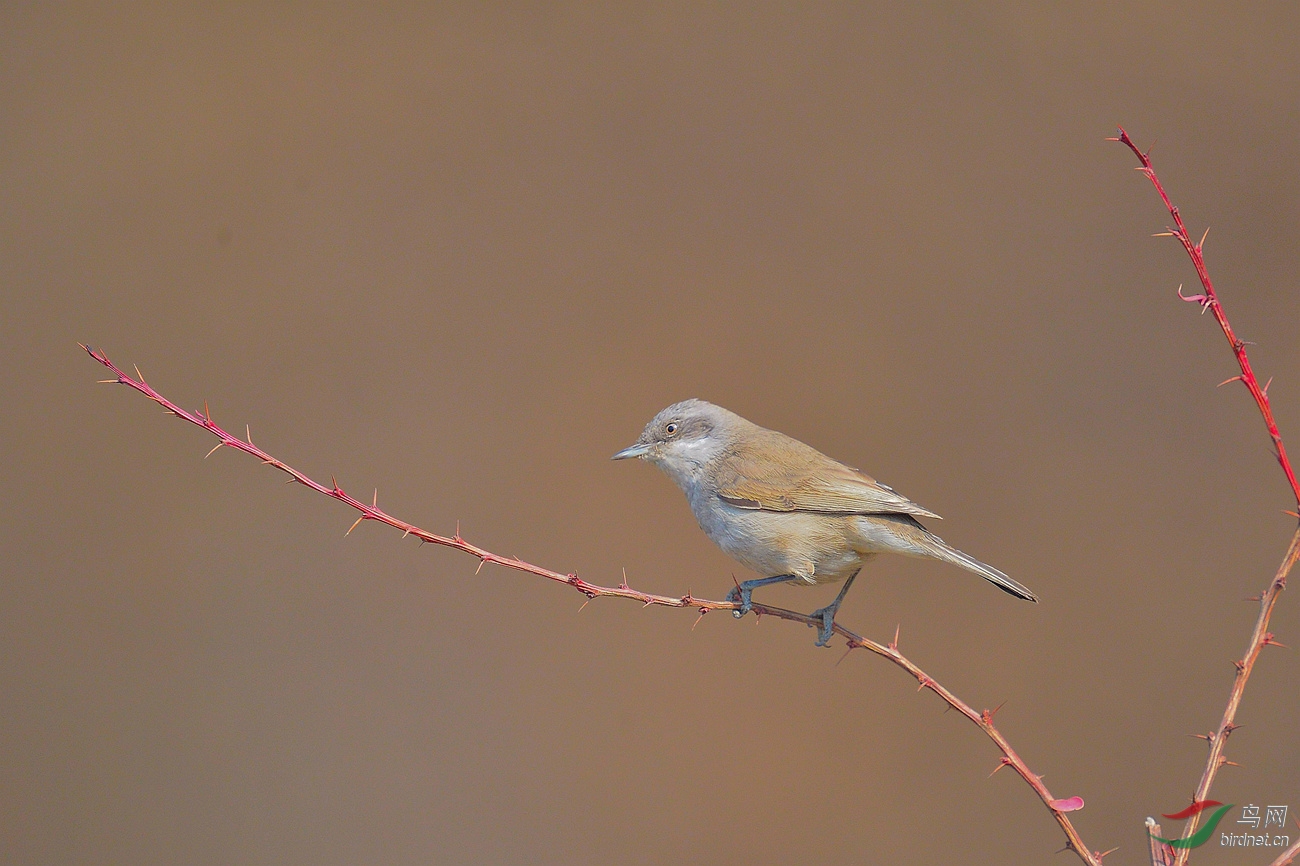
[1177,284,1209,306]
[1244,593,1263,602]
[1263,376,1274,396]
[1234,658,1246,672]
[835,645,855,666]
[988,699,1008,719]
[345,515,365,536]
[1219,758,1241,768]
[1262,633,1289,648]
[372,488,378,508]
[133,364,144,382]
[1190,732,1213,741]
[330,475,340,493]
[1218,375,1244,388]
[643,598,655,608]
[989,757,1012,777]
[1223,722,1240,733]
[203,400,211,422]
[692,609,708,631]
[245,424,252,444]
[578,598,591,613]
[475,557,487,575]
[619,568,630,591]
[1198,226,1210,249]
[204,442,224,459]
[96,378,120,384]
[453,519,461,543]
[1152,231,1176,237]
[1097,846,1120,861]
[916,675,933,692]
[889,624,900,651]
[1283,510,1299,520]
[401,529,411,539]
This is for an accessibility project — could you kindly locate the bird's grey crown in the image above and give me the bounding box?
[637,399,747,445]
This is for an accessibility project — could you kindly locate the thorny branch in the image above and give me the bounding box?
[1265,825,1300,866]
[82,343,1103,866]
[1112,129,1300,866]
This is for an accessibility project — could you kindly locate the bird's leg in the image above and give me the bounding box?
[726,574,800,618]
[809,570,860,647]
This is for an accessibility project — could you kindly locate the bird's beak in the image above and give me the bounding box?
[611,442,651,460]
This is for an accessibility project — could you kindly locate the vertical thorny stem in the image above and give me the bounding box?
[1113,128,1300,865]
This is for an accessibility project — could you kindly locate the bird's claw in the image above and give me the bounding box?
[810,604,836,647]
[726,585,752,618]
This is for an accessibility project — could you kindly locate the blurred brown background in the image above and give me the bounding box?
[3,5,1298,864]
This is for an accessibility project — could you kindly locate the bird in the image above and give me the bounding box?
[612,399,1036,646]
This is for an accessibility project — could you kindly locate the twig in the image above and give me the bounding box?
[1146,818,1176,866]
[1110,128,1300,508]
[1112,129,1300,864]
[81,343,1103,866]
[1265,824,1300,866]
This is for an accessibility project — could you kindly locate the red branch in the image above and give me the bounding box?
[1266,824,1300,866]
[1112,129,1300,866]
[1111,128,1300,508]
[82,344,1103,866]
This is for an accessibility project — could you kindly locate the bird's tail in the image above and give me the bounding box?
[920,531,1038,603]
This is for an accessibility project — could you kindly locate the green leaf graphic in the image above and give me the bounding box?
[1152,804,1235,849]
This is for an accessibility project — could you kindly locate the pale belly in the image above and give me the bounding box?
[687,494,868,586]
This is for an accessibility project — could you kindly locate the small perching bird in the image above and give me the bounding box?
[612,399,1036,646]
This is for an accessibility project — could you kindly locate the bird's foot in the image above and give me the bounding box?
[726,574,799,619]
[725,584,753,618]
[809,602,838,647]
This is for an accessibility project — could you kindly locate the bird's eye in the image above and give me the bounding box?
[665,422,679,436]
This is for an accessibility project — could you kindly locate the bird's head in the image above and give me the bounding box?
[611,399,738,482]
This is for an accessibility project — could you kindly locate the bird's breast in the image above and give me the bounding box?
[684,491,863,585]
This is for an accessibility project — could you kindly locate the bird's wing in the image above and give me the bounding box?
[713,430,942,519]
